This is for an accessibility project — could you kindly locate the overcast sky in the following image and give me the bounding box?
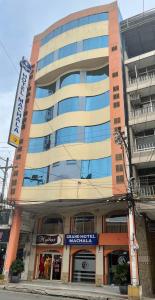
[0,0,155,168]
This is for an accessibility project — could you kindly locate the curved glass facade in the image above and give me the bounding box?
[23,166,49,186]
[41,12,108,46]
[33,91,110,124]
[23,156,111,186]
[58,97,81,115]
[36,82,56,98]
[28,122,110,153]
[32,107,53,124]
[86,66,109,83]
[37,35,108,71]
[60,72,80,88]
[86,91,109,111]
[35,67,109,99]
[85,122,111,143]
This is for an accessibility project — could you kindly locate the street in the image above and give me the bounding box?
[0,290,75,300]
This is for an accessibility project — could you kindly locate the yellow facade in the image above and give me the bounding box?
[39,21,108,60]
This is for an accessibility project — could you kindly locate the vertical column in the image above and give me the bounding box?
[61,216,70,283]
[4,208,21,279]
[136,216,153,297]
[104,255,109,285]
[27,218,39,280]
[96,215,104,286]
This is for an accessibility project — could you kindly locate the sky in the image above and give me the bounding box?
[0,0,155,191]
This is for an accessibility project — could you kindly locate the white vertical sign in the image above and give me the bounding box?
[8,58,31,147]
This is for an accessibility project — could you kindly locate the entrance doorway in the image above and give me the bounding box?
[72,251,95,283]
[38,253,62,280]
[108,250,130,284]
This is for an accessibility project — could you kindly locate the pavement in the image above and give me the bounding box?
[0,280,154,300]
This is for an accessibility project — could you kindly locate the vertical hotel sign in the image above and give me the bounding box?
[8,57,32,147]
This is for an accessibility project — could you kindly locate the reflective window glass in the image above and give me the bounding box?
[41,12,108,46]
[86,66,109,83]
[85,122,111,143]
[58,97,81,115]
[60,72,80,88]
[37,53,54,70]
[83,36,108,51]
[81,157,112,179]
[32,107,53,124]
[58,42,77,59]
[86,91,110,111]
[28,135,51,153]
[23,167,49,186]
[36,82,56,98]
[56,127,78,145]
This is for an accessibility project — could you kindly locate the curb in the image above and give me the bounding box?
[2,285,127,300]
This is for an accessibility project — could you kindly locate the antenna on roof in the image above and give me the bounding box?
[143,0,145,16]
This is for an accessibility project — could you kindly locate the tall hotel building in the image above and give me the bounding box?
[4,2,155,294]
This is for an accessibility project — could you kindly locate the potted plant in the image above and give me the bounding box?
[113,263,129,294]
[10,259,24,283]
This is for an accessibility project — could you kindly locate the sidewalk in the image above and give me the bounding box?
[0,280,128,300]
[0,280,154,300]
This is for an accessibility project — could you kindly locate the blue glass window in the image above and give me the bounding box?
[28,135,51,153]
[86,91,110,111]
[41,12,108,46]
[23,167,49,186]
[58,42,77,59]
[56,127,78,145]
[81,157,112,179]
[32,107,53,124]
[83,36,108,51]
[37,53,54,71]
[36,82,56,98]
[86,66,109,83]
[58,97,81,115]
[85,122,111,143]
[60,72,80,88]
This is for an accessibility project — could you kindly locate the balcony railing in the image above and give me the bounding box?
[128,72,155,87]
[130,105,155,118]
[135,185,155,197]
[135,135,155,151]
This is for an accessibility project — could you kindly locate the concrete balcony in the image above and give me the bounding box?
[135,135,155,151]
[132,136,155,165]
[134,184,155,197]
[129,106,155,127]
[127,72,155,93]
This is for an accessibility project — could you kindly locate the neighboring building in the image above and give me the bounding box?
[121,9,155,295]
[0,203,12,275]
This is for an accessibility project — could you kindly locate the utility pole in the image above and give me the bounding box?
[0,157,12,203]
[114,129,139,287]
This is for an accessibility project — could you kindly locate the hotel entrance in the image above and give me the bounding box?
[38,252,62,280]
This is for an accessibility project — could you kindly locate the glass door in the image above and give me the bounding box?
[52,254,62,280]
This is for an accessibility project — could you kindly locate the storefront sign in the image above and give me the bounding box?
[0,230,9,243]
[65,234,98,245]
[36,234,63,245]
[8,57,31,147]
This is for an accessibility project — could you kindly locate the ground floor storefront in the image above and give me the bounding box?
[31,234,130,286]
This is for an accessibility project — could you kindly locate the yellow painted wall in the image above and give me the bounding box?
[20,176,113,203]
[30,107,110,138]
[33,78,109,111]
[35,48,109,83]
[39,21,108,59]
[26,139,111,168]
